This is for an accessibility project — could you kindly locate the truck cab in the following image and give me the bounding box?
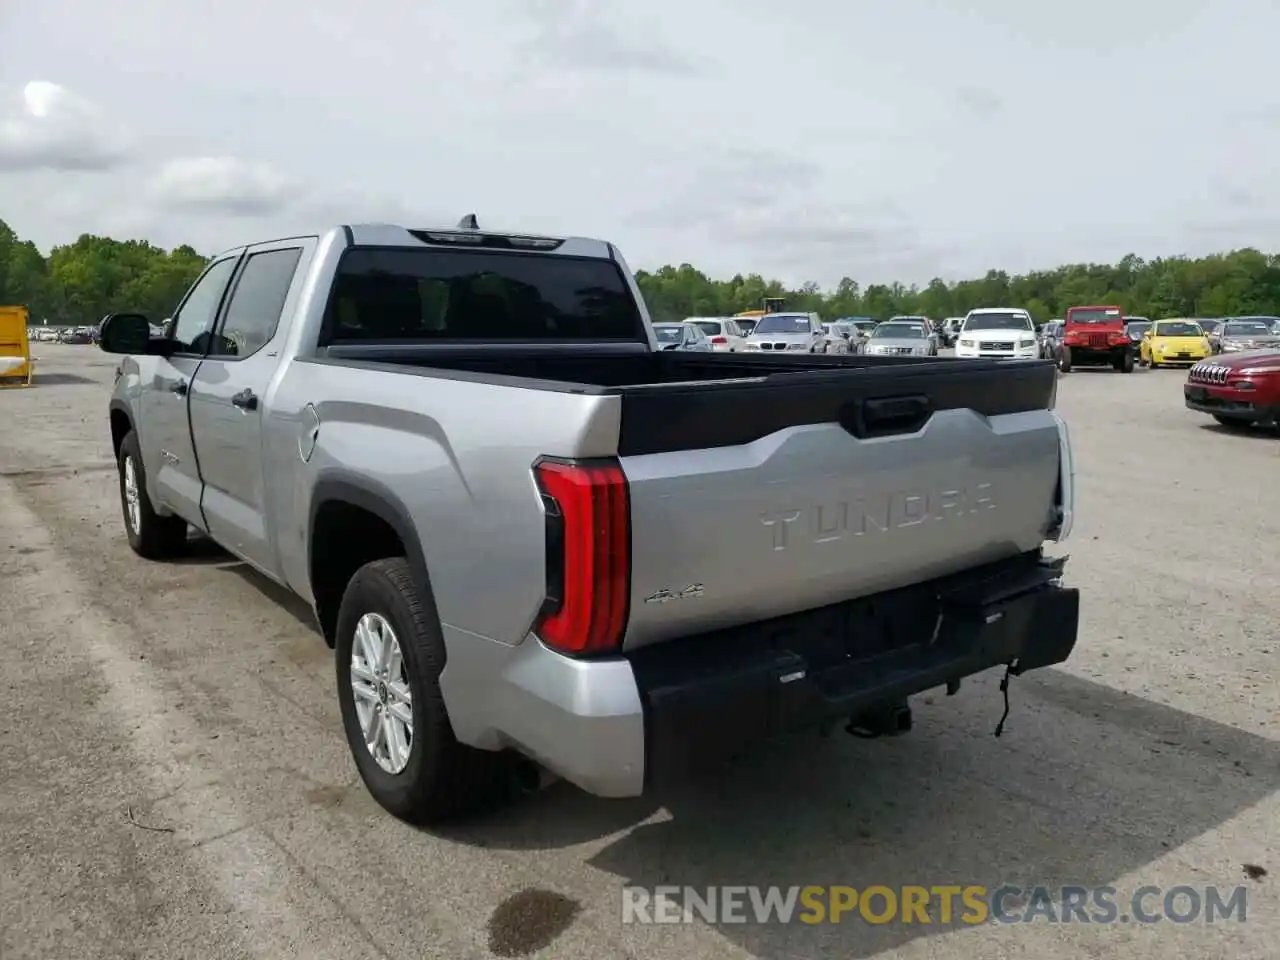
[1059,305,1134,373]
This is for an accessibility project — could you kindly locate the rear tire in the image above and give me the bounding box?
[335,557,506,825]
[117,430,188,560]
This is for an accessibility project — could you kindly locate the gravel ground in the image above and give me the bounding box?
[1,344,1276,960]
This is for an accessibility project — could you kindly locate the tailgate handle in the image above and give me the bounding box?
[844,394,933,438]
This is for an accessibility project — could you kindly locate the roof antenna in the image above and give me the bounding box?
[457,213,479,230]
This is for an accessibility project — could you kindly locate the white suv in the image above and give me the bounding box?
[956,308,1038,360]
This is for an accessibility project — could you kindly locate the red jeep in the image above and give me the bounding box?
[1059,305,1134,373]
[1184,350,1280,431]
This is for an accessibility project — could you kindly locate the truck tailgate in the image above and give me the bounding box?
[616,360,1065,649]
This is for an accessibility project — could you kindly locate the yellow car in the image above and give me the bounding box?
[1140,319,1213,368]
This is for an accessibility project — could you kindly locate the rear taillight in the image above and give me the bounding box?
[532,458,630,656]
[710,336,727,344]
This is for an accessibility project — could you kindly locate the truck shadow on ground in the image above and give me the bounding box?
[181,535,322,633]
[445,669,1280,959]
[170,534,239,565]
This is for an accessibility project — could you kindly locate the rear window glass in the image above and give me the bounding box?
[322,248,644,343]
[693,321,722,336]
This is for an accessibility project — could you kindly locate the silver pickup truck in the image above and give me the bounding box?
[97,219,1079,824]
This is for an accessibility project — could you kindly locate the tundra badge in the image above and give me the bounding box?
[644,584,704,604]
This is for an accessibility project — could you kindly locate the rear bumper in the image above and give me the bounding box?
[479,552,1079,797]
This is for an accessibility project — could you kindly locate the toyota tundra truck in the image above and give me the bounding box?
[1058,304,1134,373]
[97,218,1080,824]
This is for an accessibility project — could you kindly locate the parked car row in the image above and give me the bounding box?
[659,310,1280,368]
[1132,315,1280,357]
[26,325,98,343]
[659,306,1278,437]
[664,313,951,355]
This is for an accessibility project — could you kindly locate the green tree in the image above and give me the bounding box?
[5,215,1280,328]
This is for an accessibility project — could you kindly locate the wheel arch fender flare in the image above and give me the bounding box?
[108,399,135,457]
[308,473,434,605]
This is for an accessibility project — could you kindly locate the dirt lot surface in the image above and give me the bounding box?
[1,344,1276,959]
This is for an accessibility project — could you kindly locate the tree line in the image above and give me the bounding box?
[5,217,1280,326]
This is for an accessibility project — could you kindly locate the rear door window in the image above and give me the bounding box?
[209,248,303,357]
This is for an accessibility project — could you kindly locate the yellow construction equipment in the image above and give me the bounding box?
[0,305,33,387]
[733,298,788,319]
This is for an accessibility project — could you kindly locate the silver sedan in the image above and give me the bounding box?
[860,321,938,357]
[653,322,714,352]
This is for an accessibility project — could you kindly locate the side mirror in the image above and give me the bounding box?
[98,312,170,356]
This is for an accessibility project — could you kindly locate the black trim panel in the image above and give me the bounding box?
[299,347,1058,456]
[309,474,432,598]
[614,355,1058,456]
[629,550,1079,788]
[107,398,132,427]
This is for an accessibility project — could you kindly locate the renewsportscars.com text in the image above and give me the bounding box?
[621,884,1249,925]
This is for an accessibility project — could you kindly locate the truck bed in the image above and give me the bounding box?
[320,343,1058,455]
[313,343,1066,650]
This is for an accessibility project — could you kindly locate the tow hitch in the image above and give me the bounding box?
[847,702,913,739]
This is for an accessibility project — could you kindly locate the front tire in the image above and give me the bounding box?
[335,557,505,825]
[1117,350,1135,373]
[117,430,188,559]
[1057,346,1072,373]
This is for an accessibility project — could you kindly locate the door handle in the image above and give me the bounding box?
[231,388,258,411]
[840,394,933,439]
[169,380,188,395]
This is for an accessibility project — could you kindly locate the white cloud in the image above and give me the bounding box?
[517,0,700,75]
[146,155,429,229]
[0,81,131,172]
[5,0,1280,284]
[148,156,300,216]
